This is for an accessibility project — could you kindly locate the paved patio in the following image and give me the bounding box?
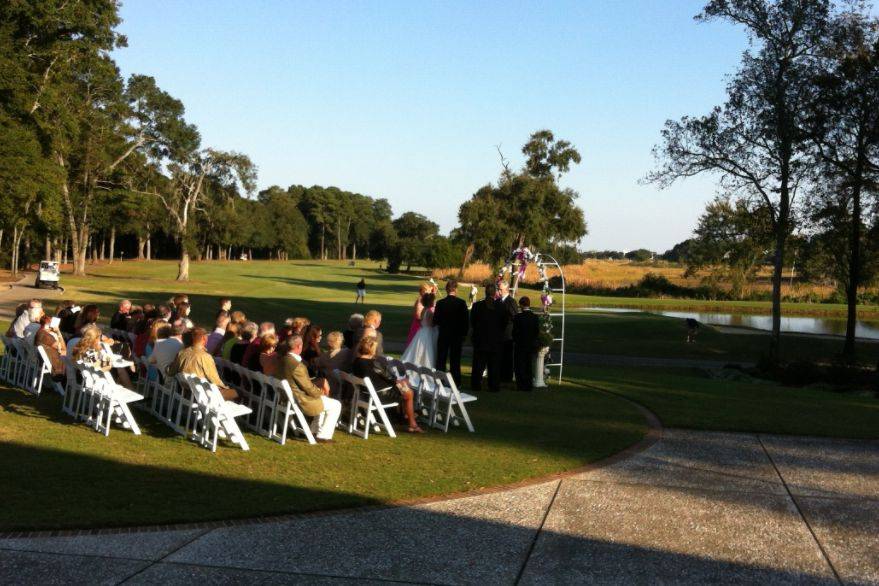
[0,428,876,584]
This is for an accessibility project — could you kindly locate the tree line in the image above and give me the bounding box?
[0,1,587,283]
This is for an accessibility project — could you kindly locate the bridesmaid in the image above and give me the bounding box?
[406,282,436,344]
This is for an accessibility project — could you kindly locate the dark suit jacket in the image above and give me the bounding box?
[499,295,519,340]
[434,294,469,340]
[512,309,540,352]
[470,298,508,351]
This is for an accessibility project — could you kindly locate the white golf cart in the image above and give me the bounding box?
[35,260,60,289]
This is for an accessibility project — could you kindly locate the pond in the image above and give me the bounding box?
[579,307,879,340]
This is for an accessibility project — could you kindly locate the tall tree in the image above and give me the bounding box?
[458,130,587,266]
[647,0,831,361]
[804,9,879,358]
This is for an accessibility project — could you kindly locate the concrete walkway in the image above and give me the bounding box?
[1,429,876,585]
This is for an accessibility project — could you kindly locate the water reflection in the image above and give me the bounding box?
[579,307,879,340]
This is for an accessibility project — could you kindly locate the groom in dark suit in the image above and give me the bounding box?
[498,281,519,382]
[470,284,509,392]
[512,296,540,391]
[433,279,469,386]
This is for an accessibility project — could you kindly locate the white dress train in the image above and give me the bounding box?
[401,307,437,368]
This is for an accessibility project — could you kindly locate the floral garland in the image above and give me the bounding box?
[496,246,554,312]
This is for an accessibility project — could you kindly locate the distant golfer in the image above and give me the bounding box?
[686,318,700,343]
[355,278,366,304]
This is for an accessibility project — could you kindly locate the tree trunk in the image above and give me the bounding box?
[146,237,152,261]
[458,243,475,279]
[108,227,116,264]
[768,204,789,364]
[137,235,145,260]
[177,250,190,281]
[844,181,863,360]
[352,242,357,261]
[10,226,21,276]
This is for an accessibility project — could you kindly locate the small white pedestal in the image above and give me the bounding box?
[533,347,550,388]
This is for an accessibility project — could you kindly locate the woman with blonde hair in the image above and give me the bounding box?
[406,282,436,344]
[73,325,134,388]
[353,336,422,433]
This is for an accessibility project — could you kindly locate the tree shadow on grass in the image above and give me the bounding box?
[239,274,423,296]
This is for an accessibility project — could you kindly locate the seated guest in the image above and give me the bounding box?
[5,304,26,338]
[278,318,295,343]
[72,325,134,389]
[217,298,232,319]
[56,300,79,337]
[318,331,353,398]
[355,310,384,356]
[126,306,144,333]
[206,314,230,355]
[169,327,238,401]
[258,333,279,376]
[10,299,42,338]
[343,313,363,349]
[220,322,241,360]
[229,310,247,327]
[157,304,173,321]
[34,314,65,382]
[352,336,421,433]
[302,325,323,377]
[132,310,157,357]
[243,321,275,370]
[512,296,540,392]
[281,334,341,442]
[176,301,194,330]
[291,317,310,337]
[74,304,100,336]
[144,320,170,359]
[149,321,186,374]
[231,321,257,364]
[143,303,156,316]
[22,302,45,340]
[110,299,132,330]
[169,294,189,321]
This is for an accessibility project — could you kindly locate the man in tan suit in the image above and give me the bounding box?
[281,334,341,442]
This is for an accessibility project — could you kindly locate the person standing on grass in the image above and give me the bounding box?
[512,296,539,392]
[355,278,366,304]
[433,279,469,386]
[497,281,519,383]
[282,335,341,442]
[470,284,508,393]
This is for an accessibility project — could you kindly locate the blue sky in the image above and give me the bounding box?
[114,0,750,252]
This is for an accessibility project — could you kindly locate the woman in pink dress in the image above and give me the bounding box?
[406,282,436,344]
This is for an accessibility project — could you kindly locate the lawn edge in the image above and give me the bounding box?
[0,385,661,538]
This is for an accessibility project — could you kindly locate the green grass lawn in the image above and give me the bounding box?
[0,381,645,531]
[1,259,878,530]
[568,365,879,438]
[32,259,878,364]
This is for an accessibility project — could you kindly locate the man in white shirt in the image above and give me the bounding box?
[12,299,42,338]
[149,321,186,374]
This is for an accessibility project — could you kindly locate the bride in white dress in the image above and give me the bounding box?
[401,293,437,368]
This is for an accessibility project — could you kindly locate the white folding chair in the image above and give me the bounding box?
[35,345,63,396]
[61,357,84,417]
[0,335,17,383]
[200,380,252,452]
[275,379,317,445]
[337,371,398,439]
[433,371,477,433]
[91,369,143,436]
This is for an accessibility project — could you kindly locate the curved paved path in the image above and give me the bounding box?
[0,428,876,585]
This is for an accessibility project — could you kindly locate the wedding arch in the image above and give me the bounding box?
[495,247,566,385]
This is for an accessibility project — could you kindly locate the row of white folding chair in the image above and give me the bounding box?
[1,335,62,397]
[176,373,252,452]
[61,357,143,436]
[394,361,476,433]
[214,357,316,445]
[334,370,398,439]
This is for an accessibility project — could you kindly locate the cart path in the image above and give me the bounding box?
[0,427,875,584]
